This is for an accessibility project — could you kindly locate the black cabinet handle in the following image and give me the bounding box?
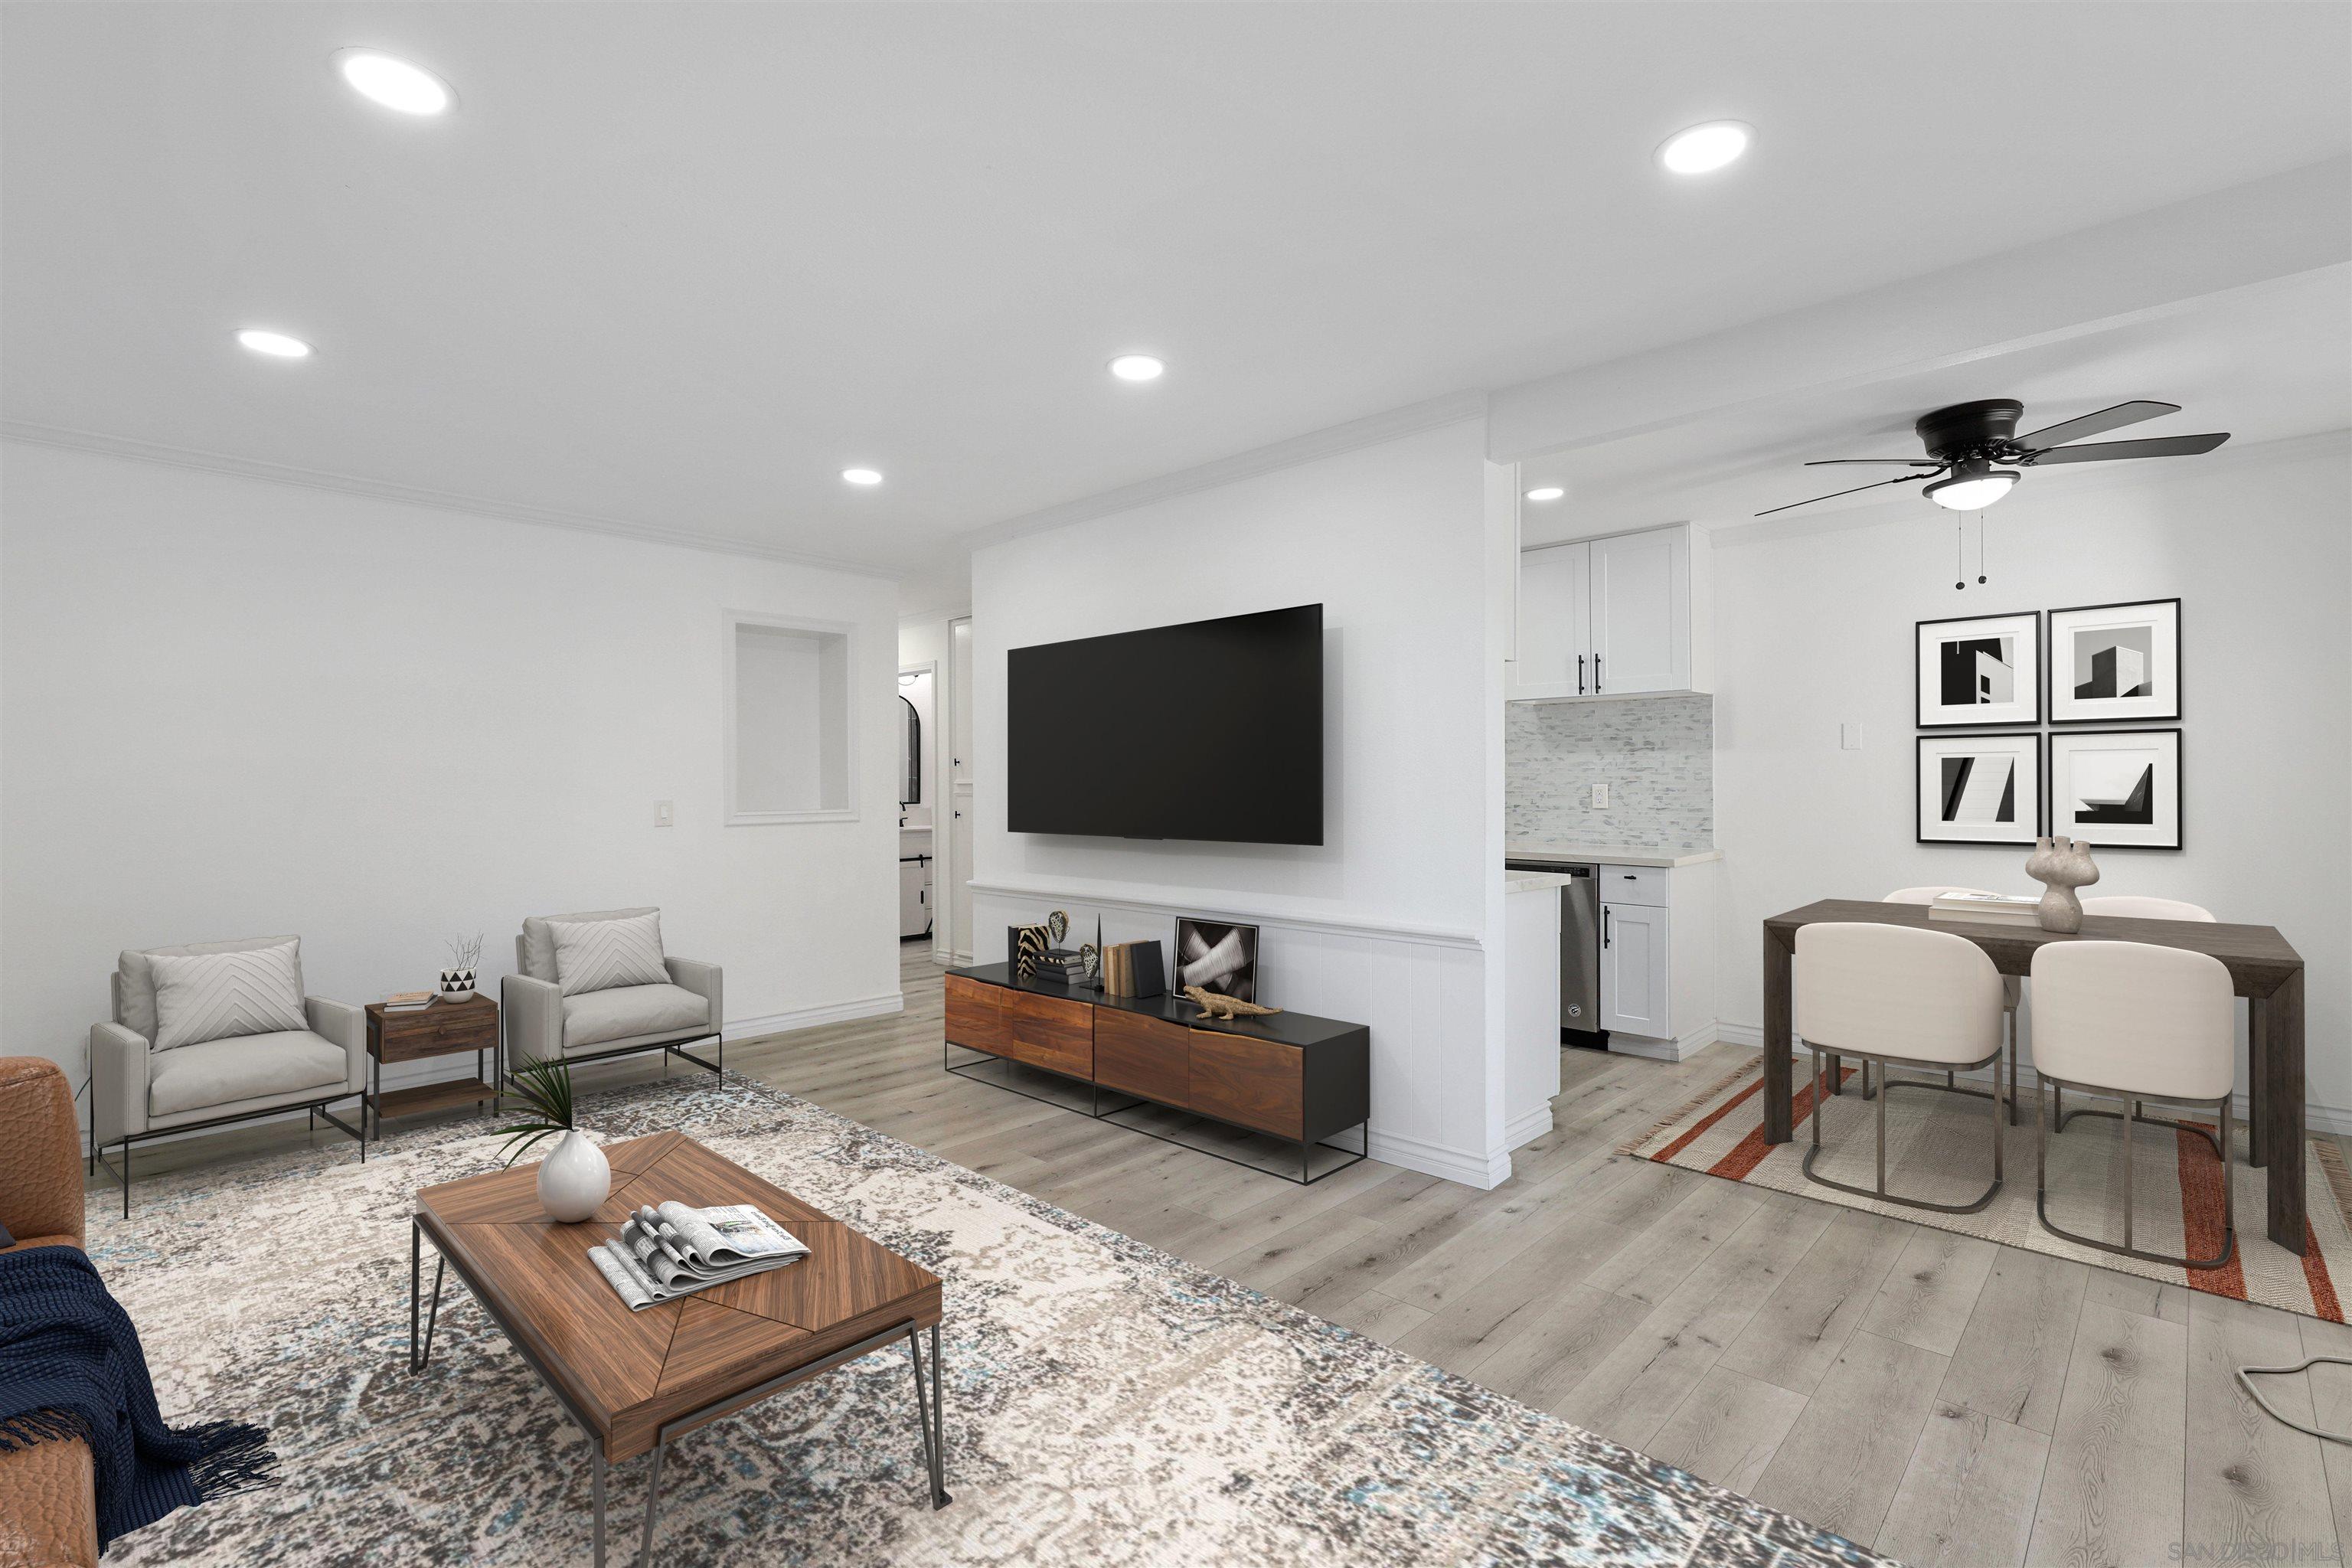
[1595,655,1603,692]
[1577,653,1586,694]
[1603,907,1612,947]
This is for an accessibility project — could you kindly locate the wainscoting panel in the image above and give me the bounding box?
[972,886,1505,1188]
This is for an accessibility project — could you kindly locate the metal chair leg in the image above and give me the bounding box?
[2035,1074,2236,1270]
[1802,1047,2002,1214]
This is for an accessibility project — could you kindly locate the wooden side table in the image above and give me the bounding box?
[365,994,501,1137]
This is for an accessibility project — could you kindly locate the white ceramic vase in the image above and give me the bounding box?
[537,1129,610,1223]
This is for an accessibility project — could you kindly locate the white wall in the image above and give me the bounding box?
[1710,437,2352,1121]
[969,419,1515,1187]
[1,441,905,1096]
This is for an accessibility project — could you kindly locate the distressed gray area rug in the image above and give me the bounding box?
[87,1075,1887,1566]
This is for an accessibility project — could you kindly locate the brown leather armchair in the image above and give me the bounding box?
[0,1056,99,1568]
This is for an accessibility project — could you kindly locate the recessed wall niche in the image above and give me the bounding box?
[724,611,858,824]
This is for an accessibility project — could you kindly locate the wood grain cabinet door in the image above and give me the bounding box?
[944,975,1011,1056]
[1004,991,1092,1080]
[1187,1031,1303,1140]
[1093,1010,1189,1108]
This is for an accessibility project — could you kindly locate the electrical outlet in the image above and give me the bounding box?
[655,800,675,828]
[1592,782,1609,808]
[1841,723,1864,751]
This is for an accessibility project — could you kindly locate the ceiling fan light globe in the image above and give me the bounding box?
[1924,469,2020,511]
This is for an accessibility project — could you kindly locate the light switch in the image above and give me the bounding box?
[1592,782,1609,808]
[655,800,675,828]
[1841,723,1864,751]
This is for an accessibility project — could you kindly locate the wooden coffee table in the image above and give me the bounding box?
[409,1131,949,1565]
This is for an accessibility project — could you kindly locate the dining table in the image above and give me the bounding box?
[1761,899,2309,1253]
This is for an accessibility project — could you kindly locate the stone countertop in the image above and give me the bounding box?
[1504,843,1722,868]
[1504,871,1582,894]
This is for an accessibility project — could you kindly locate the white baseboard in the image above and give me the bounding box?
[1367,1127,1513,1191]
[726,991,903,1040]
[1608,1021,1720,1063]
[1708,1019,2352,1138]
[1504,1102,1555,1152]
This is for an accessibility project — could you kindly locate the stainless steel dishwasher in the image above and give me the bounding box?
[1504,861,1606,1051]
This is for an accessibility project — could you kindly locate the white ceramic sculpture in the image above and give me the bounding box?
[2025,836,2100,933]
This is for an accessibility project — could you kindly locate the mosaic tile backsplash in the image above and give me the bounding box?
[1506,694,1713,850]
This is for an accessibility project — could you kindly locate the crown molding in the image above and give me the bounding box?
[0,420,903,580]
[960,389,1489,553]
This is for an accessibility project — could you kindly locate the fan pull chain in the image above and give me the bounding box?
[1955,514,1965,590]
[1978,512,1988,585]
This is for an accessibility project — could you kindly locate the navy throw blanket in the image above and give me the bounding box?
[0,1244,275,1550]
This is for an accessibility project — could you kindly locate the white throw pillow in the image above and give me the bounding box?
[149,939,309,1052]
[549,912,668,997]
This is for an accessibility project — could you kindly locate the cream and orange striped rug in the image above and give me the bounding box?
[1621,1057,2350,1321]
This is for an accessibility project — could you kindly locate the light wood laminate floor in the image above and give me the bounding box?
[102,947,2352,1568]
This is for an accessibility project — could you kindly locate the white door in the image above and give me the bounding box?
[1591,529,1687,694]
[1600,901,1671,1037]
[1512,542,1592,699]
[947,617,975,961]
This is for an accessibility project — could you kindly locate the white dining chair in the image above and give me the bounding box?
[1881,886,2025,1122]
[1798,922,2008,1213]
[2054,895,2219,1141]
[2032,940,2237,1269]
[2079,895,2216,922]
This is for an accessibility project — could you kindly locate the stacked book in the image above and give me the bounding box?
[1031,948,1093,985]
[1926,890,2042,926]
[1102,939,1165,998]
[589,1201,811,1312]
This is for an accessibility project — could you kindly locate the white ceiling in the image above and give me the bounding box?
[5,2,2349,591]
[1518,265,2352,539]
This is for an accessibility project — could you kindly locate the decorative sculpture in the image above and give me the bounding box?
[1183,984,1283,1021]
[2025,835,2100,933]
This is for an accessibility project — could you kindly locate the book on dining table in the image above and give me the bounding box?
[588,1201,810,1312]
[1926,890,2042,926]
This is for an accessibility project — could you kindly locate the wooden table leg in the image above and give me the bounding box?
[1764,926,1793,1143]
[2246,998,2267,1168]
[2258,970,2305,1254]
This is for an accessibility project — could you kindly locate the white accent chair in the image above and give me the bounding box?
[2032,940,2237,1269]
[1880,886,2026,1122]
[503,908,725,1079]
[90,937,366,1215]
[1797,922,2009,1213]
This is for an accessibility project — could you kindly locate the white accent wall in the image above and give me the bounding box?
[1709,436,2352,1126]
[0,441,905,1096]
[969,418,1516,1187]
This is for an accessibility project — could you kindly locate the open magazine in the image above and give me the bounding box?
[588,1202,811,1312]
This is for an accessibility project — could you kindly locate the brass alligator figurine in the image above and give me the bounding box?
[1183,985,1282,1021]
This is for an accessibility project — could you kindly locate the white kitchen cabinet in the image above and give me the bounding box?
[1508,522,1710,702]
[1599,900,1671,1037]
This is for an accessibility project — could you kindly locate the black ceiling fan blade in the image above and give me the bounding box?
[1754,469,1939,517]
[2015,400,2180,449]
[1803,458,1944,467]
[2025,433,2230,465]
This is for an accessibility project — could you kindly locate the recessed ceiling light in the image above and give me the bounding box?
[1658,120,1752,175]
[841,468,884,486]
[235,328,312,359]
[1524,485,1566,502]
[334,49,453,116]
[1109,354,1165,383]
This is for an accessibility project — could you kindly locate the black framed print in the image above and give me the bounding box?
[2047,598,2180,724]
[2048,728,2181,850]
[1173,918,1259,1002]
[1916,611,2040,727]
[1916,733,2043,846]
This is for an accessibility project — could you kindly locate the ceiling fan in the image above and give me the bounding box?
[1757,398,2230,517]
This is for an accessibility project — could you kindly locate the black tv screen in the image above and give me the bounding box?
[1008,604,1323,844]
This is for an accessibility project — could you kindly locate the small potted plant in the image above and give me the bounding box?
[440,933,482,1004]
[496,1059,609,1222]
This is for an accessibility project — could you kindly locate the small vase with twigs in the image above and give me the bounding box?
[497,1059,609,1221]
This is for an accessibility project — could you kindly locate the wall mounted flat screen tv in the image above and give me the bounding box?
[1008,604,1323,844]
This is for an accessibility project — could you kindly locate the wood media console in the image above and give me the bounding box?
[943,964,1370,1184]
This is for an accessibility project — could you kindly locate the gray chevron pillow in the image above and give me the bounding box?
[548,911,668,997]
[149,938,309,1052]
